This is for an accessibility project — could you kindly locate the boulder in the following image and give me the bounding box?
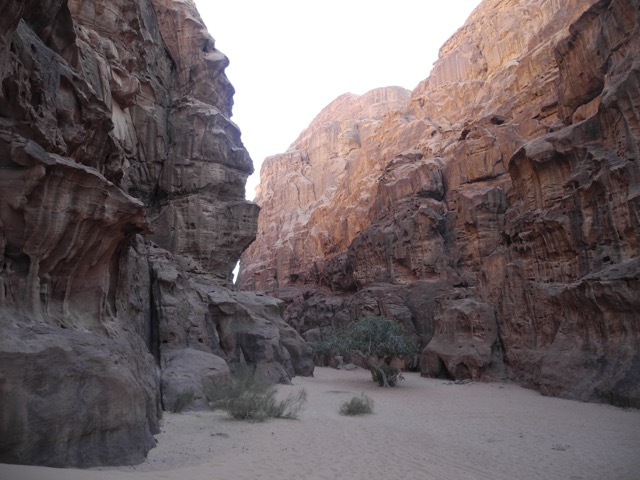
[161,348,230,412]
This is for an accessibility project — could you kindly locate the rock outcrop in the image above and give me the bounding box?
[241,87,413,291]
[240,0,640,407]
[0,0,311,467]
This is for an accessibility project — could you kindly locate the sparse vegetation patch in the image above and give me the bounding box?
[171,388,196,413]
[312,316,419,387]
[206,366,307,421]
[340,394,374,415]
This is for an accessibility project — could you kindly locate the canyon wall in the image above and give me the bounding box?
[240,0,640,406]
[0,0,311,467]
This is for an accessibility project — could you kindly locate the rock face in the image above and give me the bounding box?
[240,0,640,407]
[0,0,311,467]
[241,87,413,291]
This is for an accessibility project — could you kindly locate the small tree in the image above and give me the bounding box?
[312,316,419,387]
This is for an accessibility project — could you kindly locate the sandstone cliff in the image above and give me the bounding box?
[240,0,640,407]
[241,86,413,291]
[0,0,311,467]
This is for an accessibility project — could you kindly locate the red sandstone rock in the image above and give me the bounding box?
[240,0,640,406]
[240,87,413,291]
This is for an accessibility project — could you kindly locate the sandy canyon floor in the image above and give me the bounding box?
[1,367,639,480]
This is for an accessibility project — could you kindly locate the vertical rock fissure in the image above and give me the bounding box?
[147,264,161,366]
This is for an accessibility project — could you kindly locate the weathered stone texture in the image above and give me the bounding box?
[241,0,640,406]
[240,87,414,291]
[0,0,311,467]
[0,321,160,467]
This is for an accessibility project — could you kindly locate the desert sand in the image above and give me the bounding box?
[1,367,639,480]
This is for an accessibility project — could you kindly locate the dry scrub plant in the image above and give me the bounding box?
[205,366,307,421]
[171,388,196,413]
[340,394,374,415]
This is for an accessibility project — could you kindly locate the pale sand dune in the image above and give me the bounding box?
[2,367,639,480]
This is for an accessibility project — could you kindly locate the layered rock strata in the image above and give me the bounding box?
[0,0,311,467]
[240,0,640,406]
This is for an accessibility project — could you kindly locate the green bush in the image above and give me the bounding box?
[171,388,196,413]
[346,316,419,359]
[205,366,307,421]
[311,316,419,387]
[340,394,374,415]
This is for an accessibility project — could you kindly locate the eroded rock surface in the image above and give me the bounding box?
[240,0,640,406]
[0,0,310,467]
[241,87,413,291]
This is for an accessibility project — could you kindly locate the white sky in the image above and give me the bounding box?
[194,1,482,200]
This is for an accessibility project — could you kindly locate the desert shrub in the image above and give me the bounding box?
[311,316,419,387]
[311,333,346,357]
[206,366,307,421]
[311,333,347,366]
[346,316,419,360]
[171,388,196,413]
[266,388,308,419]
[370,364,404,387]
[340,394,374,415]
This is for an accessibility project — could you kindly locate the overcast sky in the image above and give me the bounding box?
[194,1,482,200]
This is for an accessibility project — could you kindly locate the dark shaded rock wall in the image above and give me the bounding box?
[0,0,311,468]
